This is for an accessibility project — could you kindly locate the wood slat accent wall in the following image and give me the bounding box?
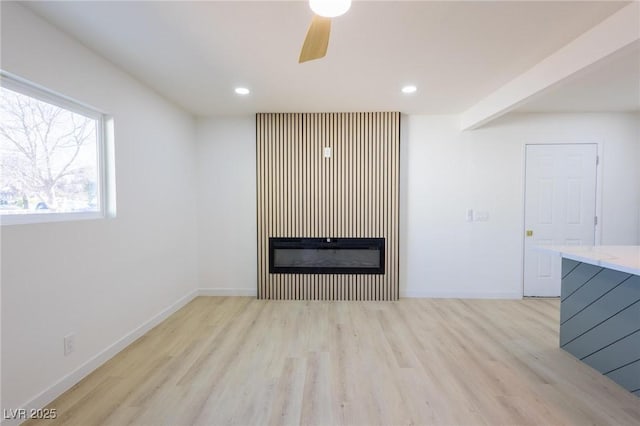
[256,112,400,300]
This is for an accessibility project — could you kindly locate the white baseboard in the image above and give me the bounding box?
[4,289,198,426]
[196,287,519,299]
[5,286,523,426]
[198,288,257,297]
[400,289,522,299]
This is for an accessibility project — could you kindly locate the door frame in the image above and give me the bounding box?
[520,142,603,298]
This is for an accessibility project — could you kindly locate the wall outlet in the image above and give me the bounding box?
[64,333,76,356]
[323,147,332,158]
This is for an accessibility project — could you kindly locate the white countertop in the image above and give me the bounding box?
[538,245,640,276]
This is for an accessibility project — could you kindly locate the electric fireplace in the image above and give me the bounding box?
[269,237,385,274]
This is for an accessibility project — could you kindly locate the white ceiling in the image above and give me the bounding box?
[24,1,634,116]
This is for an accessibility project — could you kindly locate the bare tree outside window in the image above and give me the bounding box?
[0,86,100,214]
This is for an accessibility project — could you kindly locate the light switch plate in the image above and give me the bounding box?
[323,147,332,158]
[466,209,474,222]
[474,210,490,221]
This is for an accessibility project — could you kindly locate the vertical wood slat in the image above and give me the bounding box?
[257,112,400,300]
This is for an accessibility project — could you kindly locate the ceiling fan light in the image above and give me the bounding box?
[402,85,417,94]
[309,0,352,18]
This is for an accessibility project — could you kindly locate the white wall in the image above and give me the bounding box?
[2,1,639,417]
[196,117,257,295]
[402,112,640,298]
[1,2,199,417]
[194,112,640,300]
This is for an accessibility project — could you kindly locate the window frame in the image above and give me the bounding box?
[0,71,111,226]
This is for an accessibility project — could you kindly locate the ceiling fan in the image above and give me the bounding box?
[299,0,352,63]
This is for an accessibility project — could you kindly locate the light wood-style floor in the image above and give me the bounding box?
[28,297,640,426]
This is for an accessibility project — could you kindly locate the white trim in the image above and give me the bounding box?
[103,117,117,218]
[0,211,104,226]
[520,142,602,298]
[3,286,535,425]
[400,290,521,299]
[3,290,198,426]
[198,288,257,297]
[594,143,604,246]
[459,3,640,130]
[0,71,105,118]
[0,71,114,226]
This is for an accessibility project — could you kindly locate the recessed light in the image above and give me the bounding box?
[310,0,352,17]
[235,87,250,95]
[401,85,417,94]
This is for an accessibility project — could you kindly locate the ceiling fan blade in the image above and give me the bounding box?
[299,15,331,63]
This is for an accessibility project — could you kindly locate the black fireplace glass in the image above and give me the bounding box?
[269,237,385,274]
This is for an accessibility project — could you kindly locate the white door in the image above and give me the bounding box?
[523,144,597,297]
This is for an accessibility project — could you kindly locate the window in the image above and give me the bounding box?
[0,72,111,225]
